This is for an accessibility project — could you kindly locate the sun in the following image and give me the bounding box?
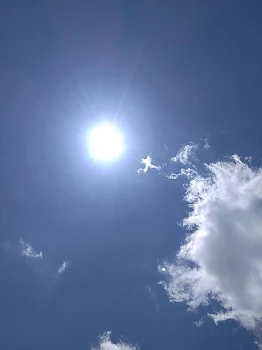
[88,123,124,162]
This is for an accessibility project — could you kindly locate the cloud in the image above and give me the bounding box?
[171,143,198,165]
[92,332,138,350]
[137,156,161,174]
[19,239,68,286]
[57,260,69,275]
[203,139,210,149]
[147,285,160,311]
[160,155,262,334]
[194,318,204,327]
[167,168,198,180]
[20,239,42,259]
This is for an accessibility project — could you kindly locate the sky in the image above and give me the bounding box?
[1,1,262,349]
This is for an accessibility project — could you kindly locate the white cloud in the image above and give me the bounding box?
[194,318,204,327]
[160,155,262,334]
[171,143,198,165]
[203,139,210,149]
[167,168,198,180]
[137,156,161,174]
[57,260,69,275]
[92,332,138,350]
[20,239,42,259]
[15,239,68,287]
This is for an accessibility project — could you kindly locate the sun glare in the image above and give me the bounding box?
[89,123,124,162]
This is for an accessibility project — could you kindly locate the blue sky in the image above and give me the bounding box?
[1,1,262,349]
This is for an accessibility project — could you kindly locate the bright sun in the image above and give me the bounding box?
[88,123,124,162]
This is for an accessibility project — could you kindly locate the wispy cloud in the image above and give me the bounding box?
[19,239,68,286]
[57,260,69,275]
[203,139,210,149]
[147,285,160,311]
[167,168,198,180]
[160,155,262,338]
[194,318,204,327]
[20,239,42,259]
[92,332,138,350]
[171,143,198,165]
[137,156,161,174]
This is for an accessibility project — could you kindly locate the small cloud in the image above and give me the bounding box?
[92,332,139,350]
[57,260,69,275]
[167,168,198,180]
[167,173,181,180]
[171,143,198,165]
[147,285,160,311]
[137,156,161,174]
[203,139,210,149]
[16,239,67,288]
[20,239,42,259]
[194,318,205,327]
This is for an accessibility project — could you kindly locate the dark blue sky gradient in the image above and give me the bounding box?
[1,1,262,349]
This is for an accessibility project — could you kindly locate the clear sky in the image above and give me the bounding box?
[1,1,262,349]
